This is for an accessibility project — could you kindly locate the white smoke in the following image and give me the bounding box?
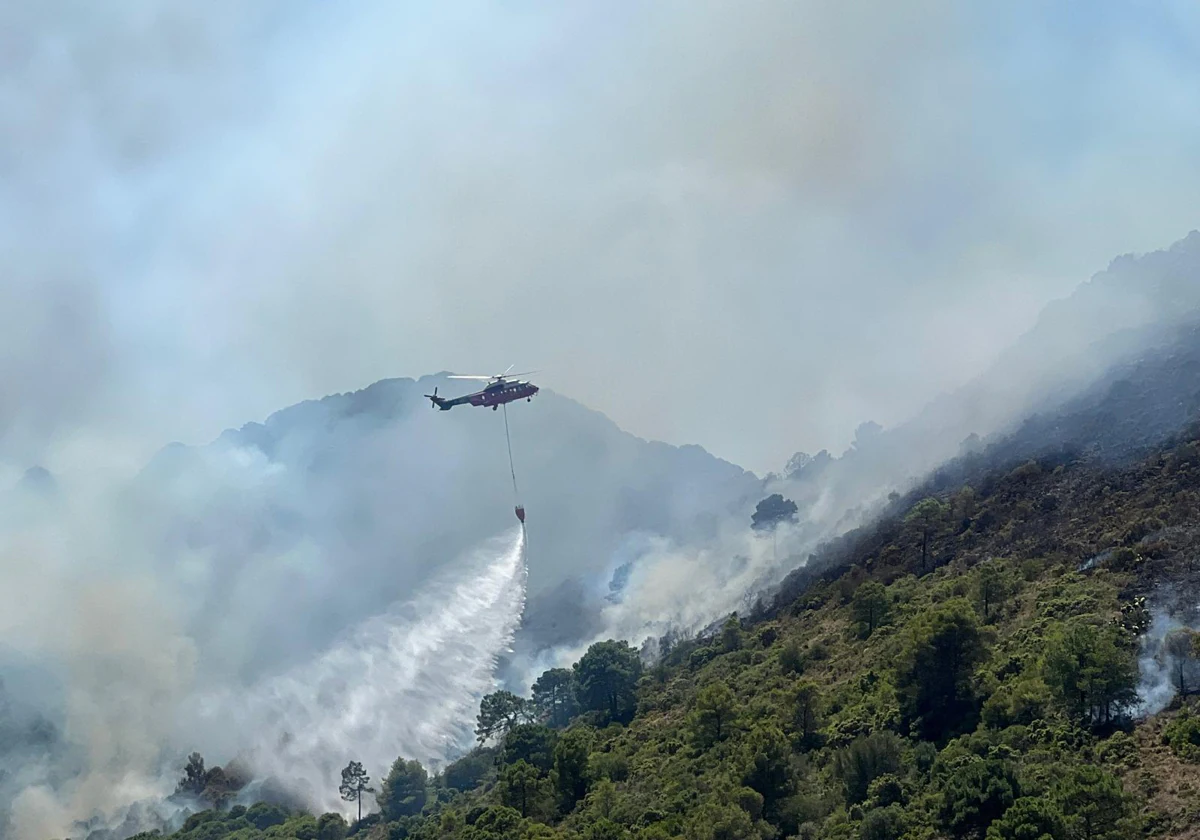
[184,527,527,816]
[526,513,831,680]
[598,527,788,643]
[513,450,902,687]
[1137,610,1179,717]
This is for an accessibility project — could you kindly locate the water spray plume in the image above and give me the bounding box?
[184,527,528,816]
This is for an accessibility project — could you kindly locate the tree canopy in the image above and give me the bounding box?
[337,760,373,823]
[751,494,798,531]
[1041,619,1138,728]
[531,668,578,728]
[894,598,986,740]
[476,690,530,744]
[378,757,428,820]
[573,640,642,724]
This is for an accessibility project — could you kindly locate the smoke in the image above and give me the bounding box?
[0,524,199,840]
[1137,611,1181,717]
[522,486,877,681]
[185,528,527,816]
[1137,593,1200,718]
[6,3,1200,475]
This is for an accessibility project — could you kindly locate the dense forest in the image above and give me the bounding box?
[118,419,1200,840]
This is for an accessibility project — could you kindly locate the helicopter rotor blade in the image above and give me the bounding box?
[447,369,539,381]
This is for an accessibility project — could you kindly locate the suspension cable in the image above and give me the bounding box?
[502,403,520,504]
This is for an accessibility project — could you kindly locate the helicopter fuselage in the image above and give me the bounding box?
[429,380,539,410]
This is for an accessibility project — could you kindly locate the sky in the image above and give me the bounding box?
[4,1,1200,475]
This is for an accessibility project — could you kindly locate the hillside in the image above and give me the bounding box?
[919,230,1200,447]
[750,315,1200,635]
[761,232,1200,537]
[764,317,1200,616]
[125,404,1200,839]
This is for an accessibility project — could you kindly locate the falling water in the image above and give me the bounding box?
[186,527,527,815]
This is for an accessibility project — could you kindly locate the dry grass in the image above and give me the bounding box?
[1128,707,1200,837]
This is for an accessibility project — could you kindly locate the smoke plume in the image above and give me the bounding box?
[1137,595,1200,718]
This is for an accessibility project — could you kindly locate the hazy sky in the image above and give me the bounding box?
[5,1,1200,474]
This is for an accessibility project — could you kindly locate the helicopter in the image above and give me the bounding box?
[425,366,540,411]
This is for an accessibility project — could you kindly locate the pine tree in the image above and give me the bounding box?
[338,760,374,824]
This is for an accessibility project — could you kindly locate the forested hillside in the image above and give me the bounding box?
[121,412,1200,840]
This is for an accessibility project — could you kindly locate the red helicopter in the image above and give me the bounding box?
[424,367,539,412]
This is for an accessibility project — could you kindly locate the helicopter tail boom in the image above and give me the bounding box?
[424,388,452,409]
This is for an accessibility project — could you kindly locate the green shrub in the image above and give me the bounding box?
[1163,711,1200,762]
